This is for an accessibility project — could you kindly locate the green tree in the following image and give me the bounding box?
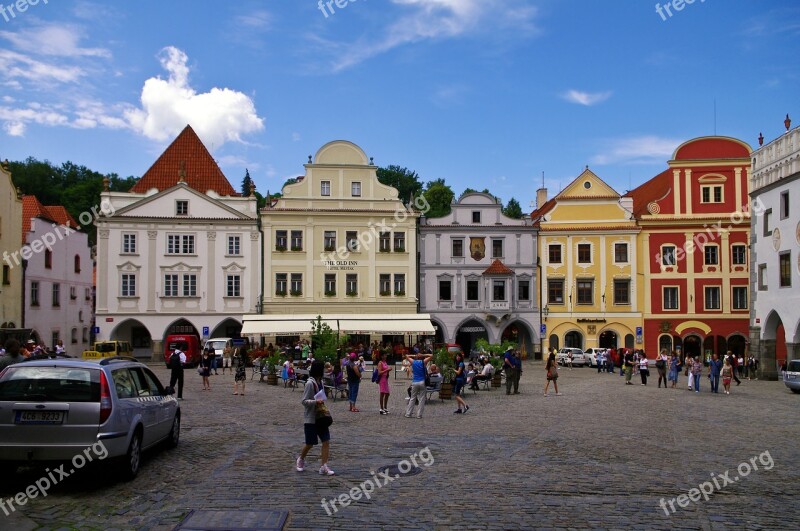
[241,168,253,196]
[422,179,454,218]
[310,316,347,365]
[502,197,524,219]
[377,165,423,204]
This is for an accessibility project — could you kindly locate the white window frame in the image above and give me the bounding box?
[662,286,679,311]
[122,233,137,254]
[321,181,331,197]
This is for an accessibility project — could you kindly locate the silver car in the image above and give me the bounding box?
[0,357,180,479]
[783,359,800,394]
[556,348,587,366]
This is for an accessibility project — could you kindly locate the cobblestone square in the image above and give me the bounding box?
[2,362,798,530]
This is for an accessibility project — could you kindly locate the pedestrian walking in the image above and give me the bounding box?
[296,361,334,476]
[721,358,733,394]
[503,347,516,395]
[222,345,232,375]
[405,351,433,418]
[200,350,212,390]
[567,350,574,370]
[376,351,391,414]
[709,353,722,393]
[686,354,694,391]
[345,352,362,412]
[168,347,186,399]
[656,349,668,388]
[639,352,650,385]
[691,355,703,393]
[668,351,680,388]
[233,347,248,395]
[727,350,741,386]
[543,352,561,396]
[453,352,470,414]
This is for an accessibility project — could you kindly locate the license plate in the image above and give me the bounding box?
[15,410,65,424]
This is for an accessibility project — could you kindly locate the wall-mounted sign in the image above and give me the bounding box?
[323,260,358,271]
[460,326,486,333]
[470,237,485,261]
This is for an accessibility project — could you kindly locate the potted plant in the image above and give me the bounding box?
[394,290,405,296]
[434,348,455,399]
[290,289,302,297]
[265,352,282,385]
[324,290,336,297]
[379,290,391,296]
[291,246,303,252]
[346,290,358,297]
[275,244,287,252]
[490,356,503,387]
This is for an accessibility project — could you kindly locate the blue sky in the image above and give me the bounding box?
[1,0,798,208]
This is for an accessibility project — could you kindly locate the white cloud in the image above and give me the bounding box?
[561,90,612,106]
[234,10,272,29]
[3,121,26,136]
[0,24,111,58]
[124,47,265,149]
[0,49,86,84]
[292,132,301,142]
[328,0,538,71]
[590,136,681,165]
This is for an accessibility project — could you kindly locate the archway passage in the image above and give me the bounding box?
[727,334,746,356]
[659,334,673,354]
[548,334,560,352]
[564,331,583,349]
[432,321,445,346]
[501,321,533,357]
[599,330,618,349]
[624,334,634,350]
[112,319,153,359]
[683,335,702,358]
[210,318,242,339]
[455,320,488,355]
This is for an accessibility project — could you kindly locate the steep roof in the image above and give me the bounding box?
[130,125,238,196]
[22,195,55,239]
[44,206,78,229]
[483,259,514,275]
[624,168,673,217]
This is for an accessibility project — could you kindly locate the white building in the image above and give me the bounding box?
[750,117,800,378]
[418,192,540,356]
[22,196,94,354]
[95,126,260,359]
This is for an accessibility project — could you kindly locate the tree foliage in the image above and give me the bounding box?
[7,157,137,244]
[502,197,524,219]
[422,179,455,218]
[310,316,347,365]
[377,165,423,204]
[241,168,253,196]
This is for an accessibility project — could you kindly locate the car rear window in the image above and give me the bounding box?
[788,361,800,373]
[168,341,189,351]
[0,366,100,402]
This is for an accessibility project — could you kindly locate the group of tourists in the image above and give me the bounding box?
[166,344,248,399]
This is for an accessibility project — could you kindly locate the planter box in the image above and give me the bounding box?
[439,382,453,400]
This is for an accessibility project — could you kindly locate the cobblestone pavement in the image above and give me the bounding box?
[2,362,799,530]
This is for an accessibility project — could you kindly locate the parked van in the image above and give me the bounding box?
[164,334,201,367]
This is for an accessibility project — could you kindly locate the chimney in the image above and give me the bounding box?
[536,188,548,209]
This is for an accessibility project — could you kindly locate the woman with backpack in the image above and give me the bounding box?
[375,351,392,415]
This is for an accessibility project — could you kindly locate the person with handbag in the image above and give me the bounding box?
[200,349,212,391]
[543,352,561,397]
[346,352,362,412]
[656,349,669,388]
[638,351,650,385]
[297,361,334,476]
[668,350,681,388]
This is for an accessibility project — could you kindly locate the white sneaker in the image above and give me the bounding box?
[296,457,305,472]
[319,464,335,476]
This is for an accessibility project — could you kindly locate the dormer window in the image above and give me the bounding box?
[701,185,723,204]
[472,211,481,223]
[176,200,189,215]
[321,181,331,197]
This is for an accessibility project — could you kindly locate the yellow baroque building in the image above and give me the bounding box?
[533,168,643,354]
[250,140,431,346]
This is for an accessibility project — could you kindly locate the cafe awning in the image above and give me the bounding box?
[241,314,435,336]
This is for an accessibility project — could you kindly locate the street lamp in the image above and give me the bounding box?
[543,305,549,321]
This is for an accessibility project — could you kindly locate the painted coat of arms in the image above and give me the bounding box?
[470,237,485,261]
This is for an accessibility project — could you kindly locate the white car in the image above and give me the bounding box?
[556,348,586,366]
[584,348,608,368]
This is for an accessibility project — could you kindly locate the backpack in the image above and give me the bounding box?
[372,366,380,383]
[169,352,181,370]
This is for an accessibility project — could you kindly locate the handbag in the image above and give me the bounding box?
[655,359,665,369]
[197,365,204,375]
[311,380,333,428]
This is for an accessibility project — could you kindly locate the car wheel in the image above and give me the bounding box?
[120,430,142,480]
[0,462,17,477]
[166,413,180,448]
[791,388,800,394]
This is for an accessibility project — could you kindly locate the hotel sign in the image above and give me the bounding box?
[323,260,359,271]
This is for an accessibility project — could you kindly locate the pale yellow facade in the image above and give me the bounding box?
[0,163,23,329]
[260,141,418,322]
[536,169,643,352]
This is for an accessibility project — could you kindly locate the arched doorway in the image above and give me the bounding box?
[564,331,583,349]
[455,319,489,355]
[683,335,702,358]
[599,330,618,349]
[548,334,559,352]
[501,321,533,356]
[432,320,446,346]
[728,334,746,356]
[210,318,242,339]
[112,319,152,359]
[659,334,673,354]
[624,334,634,349]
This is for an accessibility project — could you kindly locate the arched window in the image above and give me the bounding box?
[74,255,81,273]
[45,250,52,269]
[71,328,78,344]
[658,334,673,354]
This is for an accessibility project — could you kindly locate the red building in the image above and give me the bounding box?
[627,137,752,359]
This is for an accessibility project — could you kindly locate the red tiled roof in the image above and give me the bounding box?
[624,168,673,217]
[130,125,238,196]
[22,195,54,241]
[483,259,514,275]
[43,206,78,229]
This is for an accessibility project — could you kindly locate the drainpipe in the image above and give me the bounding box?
[536,256,543,360]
